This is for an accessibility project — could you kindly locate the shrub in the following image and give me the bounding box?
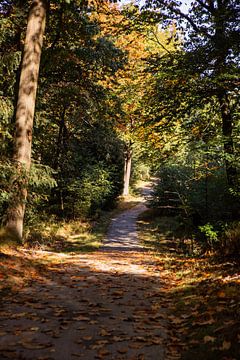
[198,223,219,251]
[61,164,116,218]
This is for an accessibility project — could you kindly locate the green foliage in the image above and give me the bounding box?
[1,0,239,254]
[0,0,126,232]
[142,0,240,189]
[198,223,219,251]
[0,161,13,211]
[64,164,114,218]
[151,161,240,252]
[29,163,57,190]
[26,163,57,224]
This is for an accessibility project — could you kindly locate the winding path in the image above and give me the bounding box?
[0,181,169,360]
[102,181,153,252]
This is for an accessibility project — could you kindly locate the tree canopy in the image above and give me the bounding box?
[0,0,239,254]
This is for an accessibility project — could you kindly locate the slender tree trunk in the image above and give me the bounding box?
[52,107,67,218]
[5,0,47,241]
[205,148,209,220]
[218,91,237,188]
[123,143,132,196]
[54,107,67,170]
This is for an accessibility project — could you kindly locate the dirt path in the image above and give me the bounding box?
[0,183,170,360]
[102,203,147,252]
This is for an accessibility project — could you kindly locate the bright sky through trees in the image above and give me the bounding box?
[120,0,192,13]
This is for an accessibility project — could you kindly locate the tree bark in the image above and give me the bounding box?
[213,4,238,188]
[218,91,237,188]
[5,0,47,241]
[123,143,132,196]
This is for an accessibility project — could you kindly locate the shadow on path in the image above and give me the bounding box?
[0,181,169,360]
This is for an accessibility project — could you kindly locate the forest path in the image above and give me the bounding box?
[0,181,171,360]
[102,181,153,252]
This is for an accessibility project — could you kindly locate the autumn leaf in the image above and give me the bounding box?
[97,348,111,357]
[217,291,226,298]
[99,329,111,336]
[220,340,231,350]
[20,342,52,350]
[203,336,215,343]
[82,336,93,341]
[193,318,215,326]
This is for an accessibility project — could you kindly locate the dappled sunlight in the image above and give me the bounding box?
[1,182,239,359]
[0,247,170,359]
[137,210,240,359]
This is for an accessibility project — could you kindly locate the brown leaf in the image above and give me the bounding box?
[168,316,183,324]
[217,291,226,298]
[82,336,93,341]
[193,318,215,326]
[112,290,124,296]
[30,327,39,331]
[203,336,215,343]
[220,340,231,350]
[151,338,163,345]
[21,342,52,350]
[99,329,110,336]
[97,348,111,356]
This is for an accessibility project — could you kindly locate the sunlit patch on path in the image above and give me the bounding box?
[0,182,171,360]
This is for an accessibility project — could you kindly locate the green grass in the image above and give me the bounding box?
[23,196,141,254]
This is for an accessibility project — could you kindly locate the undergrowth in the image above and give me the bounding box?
[137,209,240,360]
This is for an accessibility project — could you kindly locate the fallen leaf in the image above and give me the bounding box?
[151,338,163,345]
[220,340,231,350]
[21,342,52,350]
[217,291,226,298]
[99,329,110,336]
[193,319,215,326]
[82,336,93,341]
[97,348,110,356]
[30,327,39,331]
[203,336,215,343]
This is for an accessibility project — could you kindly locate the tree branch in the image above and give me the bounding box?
[145,0,212,39]
[195,0,211,12]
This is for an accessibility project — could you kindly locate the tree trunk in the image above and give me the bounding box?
[54,107,67,170]
[218,91,237,188]
[5,0,47,241]
[123,144,132,196]
[213,5,238,188]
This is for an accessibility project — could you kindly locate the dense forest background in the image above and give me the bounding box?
[0,0,239,256]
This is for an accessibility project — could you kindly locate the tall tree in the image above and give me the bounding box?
[4,0,47,240]
[93,2,177,195]
[144,0,240,187]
